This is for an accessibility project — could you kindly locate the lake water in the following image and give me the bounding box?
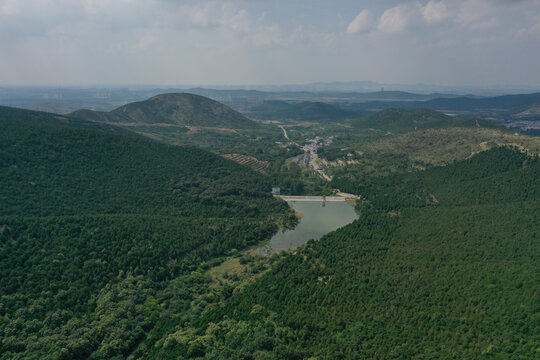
[257,200,358,254]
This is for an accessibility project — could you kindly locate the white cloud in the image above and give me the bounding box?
[456,0,495,26]
[134,34,156,52]
[378,6,409,33]
[517,14,540,38]
[222,8,250,32]
[2,0,540,86]
[251,24,282,48]
[190,8,211,27]
[347,9,373,34]
[422,1,449,24]
[0,0,19,16]
[187,2,243,29]
[469,17,499,30]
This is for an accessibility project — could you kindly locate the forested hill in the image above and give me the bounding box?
[0,105,134,135]
[70,93,260,129]
[0,117,293,359]
[154,147,539,359]
[246,100,357,122]
[353,108,491,133]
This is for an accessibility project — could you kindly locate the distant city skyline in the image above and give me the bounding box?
[1,0,540,87]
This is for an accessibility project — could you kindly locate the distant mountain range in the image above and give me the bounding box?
[183,88,459,103]
[340,92,540,112]
[4,88,540,133]
[245,80,540,95]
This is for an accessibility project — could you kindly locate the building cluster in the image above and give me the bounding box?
[303,136,336,153]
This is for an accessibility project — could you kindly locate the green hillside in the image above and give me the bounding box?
[247,100,293,118]
[247,100,357,122]
[0,117,293,359]
[71,93,259,129]
[509,98,540,119]
[0,105,134,135]
[353,108,487,134]
[150,147,539,359]
[352,127,540,166]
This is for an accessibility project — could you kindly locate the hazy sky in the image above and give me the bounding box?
[1,0,540,87]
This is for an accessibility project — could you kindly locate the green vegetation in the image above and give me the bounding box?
[67,94,313,194]
[269,161,333,196]
[320,110,540,196]
[153,147,539,359]
[353,108,490,134]
[419,92,540,112]
[0,117,295,359]
[221,154,269,172]
[0,105,134,135]
[71,93,259,129]
[359,127,540,164]
[3,98,539,360]
[509,98,540,119]
[344,92,540,117]
[247,100,357,122]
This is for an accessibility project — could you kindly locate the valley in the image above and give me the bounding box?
[1,91,539,360]
[3,2,540,358]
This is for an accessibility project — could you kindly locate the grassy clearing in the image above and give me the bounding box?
[206,257,244,286]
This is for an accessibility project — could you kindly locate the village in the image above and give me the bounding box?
[290,135,336,181]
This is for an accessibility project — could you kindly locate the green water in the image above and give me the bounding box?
[258,201,358,254]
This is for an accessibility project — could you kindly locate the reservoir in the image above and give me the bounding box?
[257,200,358,254]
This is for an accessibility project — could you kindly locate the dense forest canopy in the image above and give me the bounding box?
[142,147,539,359]
[1,97,539,360]
[0,105,135,135]
[0,117,293,359]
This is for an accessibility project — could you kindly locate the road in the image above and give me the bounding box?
[278,124,332,181]
[279,125,300,147]
[307,150,332,181]
[279,125,290,140]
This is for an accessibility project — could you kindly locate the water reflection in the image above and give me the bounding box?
[256,200,357,254]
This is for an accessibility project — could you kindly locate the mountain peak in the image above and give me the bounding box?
[71,92,259,129]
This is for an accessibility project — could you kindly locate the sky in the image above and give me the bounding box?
[1,0,540,87]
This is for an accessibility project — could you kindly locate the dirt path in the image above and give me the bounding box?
[279,125,290,140]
